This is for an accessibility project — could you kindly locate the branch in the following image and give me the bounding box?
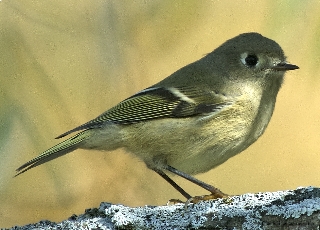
[8,187,320,229]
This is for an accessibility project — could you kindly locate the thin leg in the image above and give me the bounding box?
[165,165,228,198]
[154,169,192,200]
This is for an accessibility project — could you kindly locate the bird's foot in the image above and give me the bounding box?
[166,198,185,205]
[185,189,229,208]
[186,193,228,204]
[167,190,229,206]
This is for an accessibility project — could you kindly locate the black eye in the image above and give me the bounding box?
[245,54,259,67]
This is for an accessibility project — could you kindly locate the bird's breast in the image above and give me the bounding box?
[122,82,276,175]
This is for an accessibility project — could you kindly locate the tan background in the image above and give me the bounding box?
[1,0,320,228]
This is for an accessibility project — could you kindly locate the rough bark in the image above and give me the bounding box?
[7,187,320,230]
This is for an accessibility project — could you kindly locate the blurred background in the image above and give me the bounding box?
[1,0,320,228]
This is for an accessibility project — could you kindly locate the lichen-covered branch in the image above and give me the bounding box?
[8,187,320,230]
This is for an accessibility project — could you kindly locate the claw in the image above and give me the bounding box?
[166,199,185,205]
[184,192,230,209]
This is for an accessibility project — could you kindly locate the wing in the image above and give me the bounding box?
[56,86,231,138]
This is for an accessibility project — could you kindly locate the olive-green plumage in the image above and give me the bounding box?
[16,33,298,199]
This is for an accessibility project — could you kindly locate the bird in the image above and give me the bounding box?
[16,32,299,201]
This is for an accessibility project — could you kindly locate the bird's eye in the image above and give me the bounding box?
[244,54,259,67]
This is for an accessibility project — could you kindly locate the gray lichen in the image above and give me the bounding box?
[7,187,320,230]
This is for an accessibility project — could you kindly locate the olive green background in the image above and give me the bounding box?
[1,0,320,228]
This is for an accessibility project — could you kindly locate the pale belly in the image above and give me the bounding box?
[122,96,274,175]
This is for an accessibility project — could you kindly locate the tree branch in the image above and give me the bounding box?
[8,187,320,229]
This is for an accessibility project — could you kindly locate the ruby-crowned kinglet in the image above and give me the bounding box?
[16,33,298,200]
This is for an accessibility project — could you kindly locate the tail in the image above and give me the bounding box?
[15,131,91,177]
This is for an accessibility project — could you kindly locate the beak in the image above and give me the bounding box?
[271,62,299,71]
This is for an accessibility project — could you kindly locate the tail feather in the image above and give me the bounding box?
[15,131,91,177]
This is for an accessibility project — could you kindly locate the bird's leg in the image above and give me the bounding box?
[164,165,229,203]
[154,169,192,203]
